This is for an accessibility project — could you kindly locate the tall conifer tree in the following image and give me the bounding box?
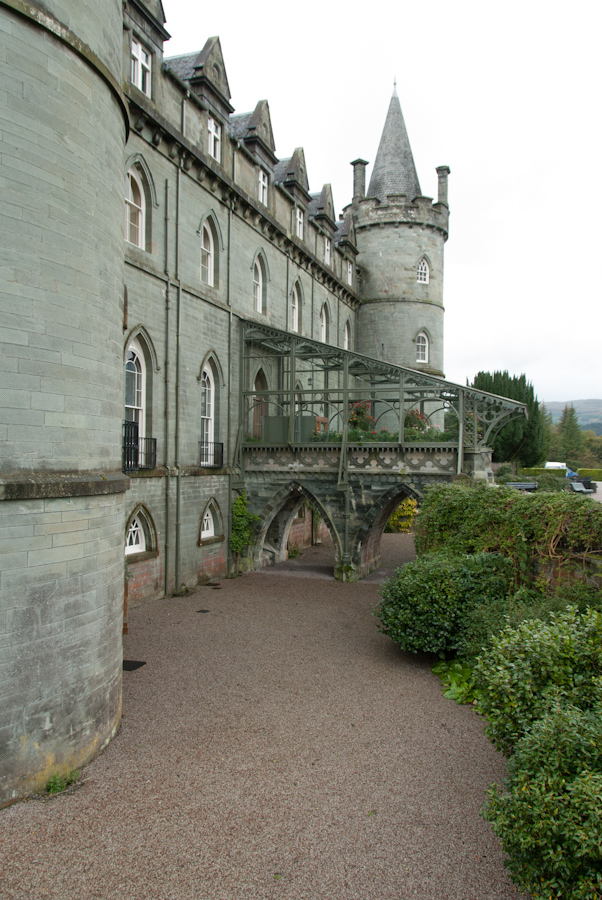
[471,371,545,466]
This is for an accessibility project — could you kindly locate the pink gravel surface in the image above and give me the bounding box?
[1,535,527,900]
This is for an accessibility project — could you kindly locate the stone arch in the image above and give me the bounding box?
[125,502,158,559]
[125,152,158,208]
[252,481,342,571]
[198,497,224,544]
[352,482,422,578]
[250,247,271,283]
[196,209,225,251]
[197,348,225,387]
[123,324,160,371]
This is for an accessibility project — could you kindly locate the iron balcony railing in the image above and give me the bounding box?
[199,441,224,467]
[122,420,157,473]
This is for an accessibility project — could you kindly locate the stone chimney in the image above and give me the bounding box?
[351,159,369,201]
[436,166,451,206]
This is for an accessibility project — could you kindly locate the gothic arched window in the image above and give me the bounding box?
[125,170,145,248]
[417,258,430,284]
[201,224,215,286]
[416,331,429,363]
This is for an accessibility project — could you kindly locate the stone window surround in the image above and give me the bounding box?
[131,37,151,98]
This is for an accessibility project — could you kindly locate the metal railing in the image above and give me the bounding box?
[122,421,157,473]
[199,441,224,467]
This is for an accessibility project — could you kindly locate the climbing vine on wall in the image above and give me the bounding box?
[229,492,260,556]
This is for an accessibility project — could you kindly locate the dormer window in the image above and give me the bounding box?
[131,39,151,97]
[417,258,430,284]
[208,117,221,162]
[258,169,268,205]
[295,208,304,240]
[346,261,353,286]
[325,238,331,266]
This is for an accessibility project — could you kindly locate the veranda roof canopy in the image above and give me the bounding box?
[241,320,527,449]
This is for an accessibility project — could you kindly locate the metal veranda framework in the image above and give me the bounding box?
[240,321,527,467]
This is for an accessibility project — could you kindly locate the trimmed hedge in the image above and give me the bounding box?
[578,468,602,479]
[521,466,567,477]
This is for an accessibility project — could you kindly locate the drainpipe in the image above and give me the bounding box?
[174,163,182,592]
[226,202,234,576]
[164,179,171,596]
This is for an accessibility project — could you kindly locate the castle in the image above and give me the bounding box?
[0,0,462,803]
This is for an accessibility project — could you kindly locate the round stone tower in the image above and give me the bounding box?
[351,87,450,379]
[0,0,128,804]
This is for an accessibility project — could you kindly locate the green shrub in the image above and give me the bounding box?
[474,607,602,756]
[521,466,567,477]
[414,483,602,587]
[229,492,260,555]
[484,704,602,900]
[578,468,602,480]
[384,497,418,533]
[375,552,513,655]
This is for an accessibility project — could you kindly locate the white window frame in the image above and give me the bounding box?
[324,238,331,266]
[208,117,221,162]
[295,208,304,240]
[291,284,299,333]
[346,260,353,286]
[258,169,268,205]
[201,224,215,286]
[416,332,429,363]
[200,367,215,464]
[320,304,328,343]
[125,170,145,248]
[125,514,146,555]
[131,39,151,97]
[253,261,263,313]
[201,507,215,539]
[417,258,430,284]
[125,337,146,440]
[343,320,350,351]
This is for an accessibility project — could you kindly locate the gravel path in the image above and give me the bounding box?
[1,535,526,900]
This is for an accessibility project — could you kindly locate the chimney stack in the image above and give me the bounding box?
[351,158,369,202]
[436,166,450,206]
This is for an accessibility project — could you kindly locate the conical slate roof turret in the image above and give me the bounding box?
[367,84,421,202]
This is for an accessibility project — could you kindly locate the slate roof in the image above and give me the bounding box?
[273,157,292,183]
[307,193,321,218]
[367,89,421,202]
[163,52,199,85]
[229,112,253,140]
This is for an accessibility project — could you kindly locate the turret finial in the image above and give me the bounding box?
[393,77,398,98]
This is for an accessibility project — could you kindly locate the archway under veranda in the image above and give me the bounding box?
[352,484,421,581]
[252,482,342,577]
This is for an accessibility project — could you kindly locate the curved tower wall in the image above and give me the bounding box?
[0,0,127,804]
[355,196,449,377]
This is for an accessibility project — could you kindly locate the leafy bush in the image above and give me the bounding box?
[521,467,567,477]
[474,607,602,756]
[484,704,602,900]
[375,551,513,655]
[229,492,260,555]
[414,483,602,586]
[384,497,418,533]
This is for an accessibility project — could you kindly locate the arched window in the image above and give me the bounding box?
[416,331,429,363]
[200,367,214,464]
[291,283,300,333]
[125,337,146,439]
[201,224,215,286]
[199,500,223,544]
[343,320,350,351]
[125,505,156,558]
[125,170,145,248]
[320,303,329,343]
[125,513,146,555]
[417,258,430,284]
[253,261,263,313]
[253,369,268,439]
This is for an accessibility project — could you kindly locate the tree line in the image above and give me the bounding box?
[471,371,602,470]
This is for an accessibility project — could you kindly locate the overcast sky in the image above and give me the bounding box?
[164,0,601,404]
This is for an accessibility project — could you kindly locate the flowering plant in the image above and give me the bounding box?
[348,401,375,432]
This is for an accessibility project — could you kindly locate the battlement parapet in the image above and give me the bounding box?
[353,195,449,239]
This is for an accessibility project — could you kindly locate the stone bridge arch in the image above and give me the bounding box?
[250,480,342,571]
[350,482,422,580]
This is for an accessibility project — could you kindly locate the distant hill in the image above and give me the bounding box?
[544,399,602,435]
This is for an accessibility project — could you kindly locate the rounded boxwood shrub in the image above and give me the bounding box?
[485,703,602,900]
[375,551,513,655]
[474,607,602,755]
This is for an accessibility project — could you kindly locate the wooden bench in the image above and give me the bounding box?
[569,482,594,494]
[506,482,538,492]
